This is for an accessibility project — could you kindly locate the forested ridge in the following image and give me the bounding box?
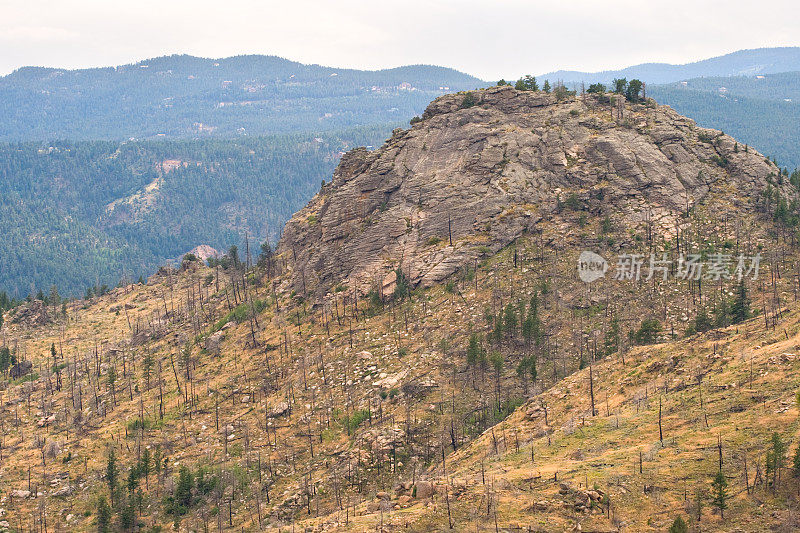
[0,54,485,141]
[0,126,394,296]
[0,54,486,298]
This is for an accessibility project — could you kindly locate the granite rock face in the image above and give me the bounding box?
[278,86,782,300]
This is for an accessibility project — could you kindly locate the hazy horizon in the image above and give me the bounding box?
[3,0,800,80]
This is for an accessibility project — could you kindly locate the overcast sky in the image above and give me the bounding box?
[2,0,799,80]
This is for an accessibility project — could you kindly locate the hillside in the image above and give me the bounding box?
[650,72,800,170]
[539,46,800,85]
[1,87,800,533]
[419,304,800,532]
[0,128,394,296]
[0,54,486,141]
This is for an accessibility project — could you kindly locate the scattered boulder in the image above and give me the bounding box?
[52,486,73,497]
[413,481,434,499]
[381,270,397,298]
[185,244,220,263]
[525,404,547,421]
[204,331,224,356]
[10,490,31,499]
[36,414,57,427]
[372,369,408,389]
[266,402,290,419]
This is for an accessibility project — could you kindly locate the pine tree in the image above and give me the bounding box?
[714,297,731,328]
[105,449,118,506]
[142,353,154,390]
[120,501,135,530]
[0,347,12,376]
[604,315,620,355]
[587,83,607,94]
[491,312,503,345]
[711,470,728,519]
[625,79,643,102]
[692,307,714,333]
[766,432,786,490]
[542,80,551,93]
[503,303,517,339]
[140,448,151,489]
[466,333,481,368]
[668,515,689,533]
[515,75,539,91]
[97,496,112,533]
[489,351,504,408]
[174,466,194,514]
[632,318,661,344]
[730,280,751,324]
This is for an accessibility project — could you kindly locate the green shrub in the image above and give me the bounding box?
[460,92,478,109]
[631,318,661,345]
[587,83,606,94]
[342,409,371,434]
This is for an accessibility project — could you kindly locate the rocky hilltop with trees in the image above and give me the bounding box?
[1,84,800,532]
[280,82,787,301]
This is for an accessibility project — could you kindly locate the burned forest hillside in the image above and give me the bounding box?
[2,86,800,532]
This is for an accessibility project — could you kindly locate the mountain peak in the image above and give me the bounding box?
[278,85,782,300]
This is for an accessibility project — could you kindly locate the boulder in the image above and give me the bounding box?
[204,331,224,356]
[266,401,290,419]
[52,486,73,497]
[9,300,50,327]
[414,481,434,499]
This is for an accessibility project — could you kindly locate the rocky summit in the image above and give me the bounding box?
[279,85,783,299]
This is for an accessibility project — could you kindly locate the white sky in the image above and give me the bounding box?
[2,0,799,80]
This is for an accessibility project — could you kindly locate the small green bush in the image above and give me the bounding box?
[460,92,478,109]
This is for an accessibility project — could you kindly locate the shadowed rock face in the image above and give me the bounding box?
[278,85,782,300]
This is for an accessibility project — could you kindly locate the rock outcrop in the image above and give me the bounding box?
[278,85,784,299]
[9,300,51,328]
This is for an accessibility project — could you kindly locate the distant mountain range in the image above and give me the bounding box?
[538,47,800,85]
[0,54,485,141]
